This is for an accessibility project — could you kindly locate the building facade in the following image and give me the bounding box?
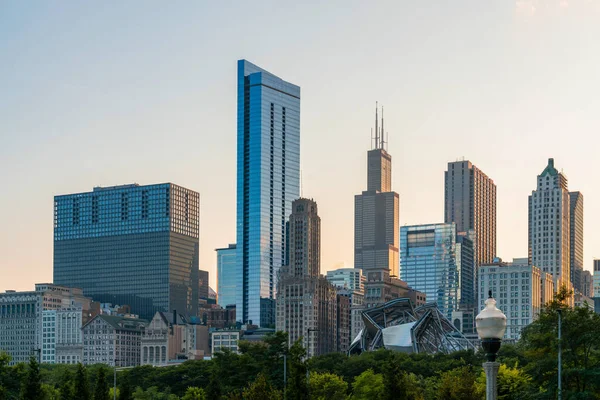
[276,199,337,357]
[354,105,400,307]
[82,314,146,367]
[582,270,594,298]
[211,330,241,354]
[326,268,364,292]
[198,270,209,301]
[236,60,301,327]
[216,244,237,307]
[594,260,600,298]
[400,223,474,320]
[479,259,552,340]
[41,307,84,364]
[569,192,584,293]
[0,284,91,365]
[444,160,497,268]
[54,183,200,319]
[528,159,573,293]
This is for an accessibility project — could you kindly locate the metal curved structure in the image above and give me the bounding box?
[349,299,475,355]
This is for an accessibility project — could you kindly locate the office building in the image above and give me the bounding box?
[582,270,594,298]
[0,284,91,365]
[569,192,584,292]
[479,258,553,340]
[211,330,241,354]
[54,183,200,319]
[594,260,600,298]
[141,311,209,366]
[276,198,337,357]
[41,307,84,364]
[400,223,474,320]
[354,105,400,307]
[528,159,574,293]
[82,314,146,367]
[216,244,237,307]
[336,293,351,353]
[236,60,301,327]
[336,288,365,342]
[326,268,364,292]
[444,160,497,268]
[198,270,209,301]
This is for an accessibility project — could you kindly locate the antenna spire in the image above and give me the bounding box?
[375,101,379,149]
[381,106,385,150]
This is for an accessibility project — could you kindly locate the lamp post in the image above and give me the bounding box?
[306,328,318,397]
[476,291,507,400]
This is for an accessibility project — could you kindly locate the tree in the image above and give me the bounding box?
[42,384,60,400]
[308,372,347,400]
[436,366,480,400]
[0,352,11,400]
[350,369,384,399]
[118,378,132,400]
[93,367,109,400]
[285,339,308,400]
[242,373,282,400]
[20,355,43,400]
[74,363,91,400]
[520,287,600,397]
[475,364,534,400]
[181,386,207,400]
[58,370,75,400]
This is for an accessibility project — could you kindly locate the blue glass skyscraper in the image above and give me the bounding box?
[216,244,237,307]
[53,183,199,319]
[236,60,300,326]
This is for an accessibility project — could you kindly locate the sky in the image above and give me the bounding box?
[1,1,600,292]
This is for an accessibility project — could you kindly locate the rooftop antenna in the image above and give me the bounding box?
[375,101,379,149]
[381,106,385,150]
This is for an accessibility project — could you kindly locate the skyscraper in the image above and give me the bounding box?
[236,60,300,327]
[354,104,400,307]
[528,159,572,292]
[444,160,497,268]
[400,223,474,320]
[54,183,199,319]
[569,191,584,292]
[216,244,237,307]
[276,198,337,357]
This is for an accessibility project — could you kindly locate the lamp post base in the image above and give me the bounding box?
[483,361,500,400]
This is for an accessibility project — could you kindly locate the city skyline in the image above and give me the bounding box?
[3,2,600,292]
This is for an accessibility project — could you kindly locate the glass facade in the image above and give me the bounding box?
[400,223,464,319]
[236,60,300,326]
[53,183,199,319]
[216,244,237,307]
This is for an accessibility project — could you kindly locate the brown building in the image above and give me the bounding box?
[276,198,337,357]
[198,302,236,329]
[336,293,351,353]
[444,160,497,269]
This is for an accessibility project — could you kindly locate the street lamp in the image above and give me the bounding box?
[476,291,507,400]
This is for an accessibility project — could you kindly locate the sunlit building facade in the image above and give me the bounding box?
[54,183,199,319]
[236,60,300,326]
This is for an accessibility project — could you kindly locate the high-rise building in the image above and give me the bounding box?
[594,260,600,298]
[236,60,300,327]
[569,191,584,292]
[326,268,364,292]
[444,161,497,268]
[400,223,474,320]
[479,258,553,340]
[354,105,400,307]
[582,270,594,298]
[54,183,200,319]
[276,198,337,357]
[216,244,237,307]
[198,270,209,301]
[0,284,91,365]
[528,159,573,292]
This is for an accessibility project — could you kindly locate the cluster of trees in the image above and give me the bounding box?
[1,290,599,399]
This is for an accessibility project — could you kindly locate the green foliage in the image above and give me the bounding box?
[20,356,43,400]
[475,364,534,400]
[181,386,206,400]
[350,369,384,399]
[436,366,480,400]
[74,363,91,400]
[308,371,347,400]
[132,386,178,399]
[93,367,109,400]
[42,384,60,400]
[242,373,282,400]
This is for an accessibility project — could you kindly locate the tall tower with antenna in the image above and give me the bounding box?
[355,103,404,307]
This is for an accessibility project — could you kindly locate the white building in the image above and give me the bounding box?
[82,314,146,367]
[0,284,91,365]
[479,258,554,340]
[211,330,241,354]
[41,307,83,364]
[528,159,575,299]
[326,268,365,292]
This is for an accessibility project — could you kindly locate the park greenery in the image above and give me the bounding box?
[1,290,599,399]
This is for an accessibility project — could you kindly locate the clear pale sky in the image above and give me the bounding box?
[1,1,599,291]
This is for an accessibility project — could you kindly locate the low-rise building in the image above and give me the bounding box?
[479,258,553,340]
[82,315,146,367]
[41,307,84,364]
[211,330,241,354]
